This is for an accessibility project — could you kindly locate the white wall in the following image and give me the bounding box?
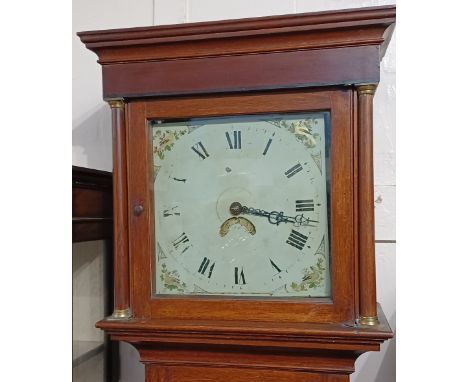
[73,241,107,381]
[72,0,154,171]
[72,1,153,380]
[73,1,396,381]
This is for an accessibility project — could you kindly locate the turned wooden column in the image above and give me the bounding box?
[107,99,132,320]
[356,84,379,326]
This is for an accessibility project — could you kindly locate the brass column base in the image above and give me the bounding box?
[107,308,133,321]
[357,315,380,326]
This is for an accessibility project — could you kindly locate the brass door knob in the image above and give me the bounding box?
[133,204,144,216]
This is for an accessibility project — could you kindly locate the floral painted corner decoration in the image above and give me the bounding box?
[290,257,326,292]
[267,118,323,174]
[160,263,187,293]
[153,128,188,161]
[290,236,327,292]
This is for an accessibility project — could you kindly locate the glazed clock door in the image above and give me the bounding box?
[127,89,355,323]
[152,113,331,298]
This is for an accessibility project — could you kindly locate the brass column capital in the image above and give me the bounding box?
[357,84,377,96]
[107,99,125,109]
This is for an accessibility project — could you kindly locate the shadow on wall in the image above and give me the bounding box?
[73,104,113,171]
[120,342,144,382]
[353,311,396,382]
[375,330,396,382]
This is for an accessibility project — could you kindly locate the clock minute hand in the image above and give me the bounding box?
[268,211,319,227]
[236,204,318,227]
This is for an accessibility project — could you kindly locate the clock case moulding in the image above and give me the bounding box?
[78,5,395,382]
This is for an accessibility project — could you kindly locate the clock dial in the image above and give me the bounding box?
[152,113,331,297]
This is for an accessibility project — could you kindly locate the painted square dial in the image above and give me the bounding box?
[151,113,331,297]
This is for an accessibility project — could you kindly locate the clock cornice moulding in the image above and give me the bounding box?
[77,6,395,100]
[78,5,396,65]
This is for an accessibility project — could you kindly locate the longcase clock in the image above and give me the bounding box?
[79,5,396,382]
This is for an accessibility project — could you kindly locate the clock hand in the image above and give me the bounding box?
[229,202,318,227]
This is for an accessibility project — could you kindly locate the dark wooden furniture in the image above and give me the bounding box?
[72,166,113,242]
[72,166,116,380]
[78,5,395,381]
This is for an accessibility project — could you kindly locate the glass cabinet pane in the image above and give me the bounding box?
[151,112,331,297]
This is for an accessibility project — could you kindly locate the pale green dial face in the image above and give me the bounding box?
[152,113,331,297]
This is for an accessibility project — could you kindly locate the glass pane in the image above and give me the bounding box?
[151,112,331,297]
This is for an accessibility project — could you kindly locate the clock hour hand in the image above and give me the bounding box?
[229,202,318,227]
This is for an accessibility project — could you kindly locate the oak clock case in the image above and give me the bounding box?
[152,113,331,298]
[78,5,395,382]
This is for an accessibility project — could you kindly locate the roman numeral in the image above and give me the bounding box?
[234,267,246,285]
[163,206,181,217]
[172,232,189,250]
[262,138,273,155]
[198,257,215,278]
[269,259,282,274]
[191,142,209,159]
[226,131,241,149]
[284,163,303,178]
[296,199,314,212]
[286,229,308,250]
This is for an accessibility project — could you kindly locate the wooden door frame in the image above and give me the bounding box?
[126,88,356,324]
